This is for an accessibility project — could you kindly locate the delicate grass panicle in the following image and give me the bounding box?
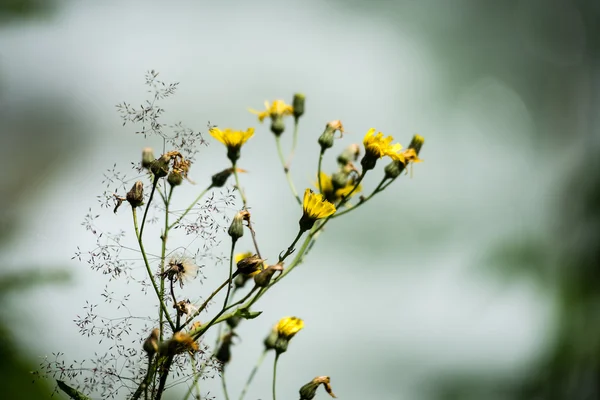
[37,71,425,400]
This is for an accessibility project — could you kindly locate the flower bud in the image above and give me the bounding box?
[274,316,304,355]
[337,143,360,166]
[150,154,170,178]
[126,181,144,207]
[330,171,347,191]
[408,134,425,155]
[299,376,336,400]
[211,168,234,188]
[142,147,155,169]
[293,93,305,120]
[214,332,236,365]
[167,170,183,187]
[228,211,247,242]
[143,328,159,356]
[271,116,285,136]
[384,160,406,179]
[226,315,242,329]
[318,120,343,151]
[253,263,284,288]
[236,254,264,275]
[264,324,278,350]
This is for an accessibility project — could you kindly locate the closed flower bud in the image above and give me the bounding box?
[384,160,406,179]
[143,328,159,356]
[214,332,236,365]
[226,315,242,329]
[126,181,144,207]
[408,134,425,155]
[271,116,285,136]
[293,93,305,120]
[330,171,347,191]
[264,324,278,350]
[318,120,344,151]
[299,376,336,400]
[150,154,170,178]
[337,143,360,166]
[167,170,183,186]
[141,147,155,169]
[253,263,284,287]
[228,211,247,242]
[211,168,234,188]
[236,254,265,275]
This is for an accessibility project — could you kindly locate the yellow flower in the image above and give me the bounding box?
[210,127,254,149]
[315,172,362,203]
[234,251,262,277]
[299,189,336,230]
[249,100,294,122]
[303,189,336,219]
[166,332,199,355]
[210,127,255,163]
[363,128,402,159]
[276,316,304,339]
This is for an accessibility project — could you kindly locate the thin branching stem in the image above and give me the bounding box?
[140,175,159,239]
[275,136,301,205]
[239,349,268,400]
[168,185,212,230]
[233,163,247,207]
[223,241,236,310]
[132,208,175,331]
[317,149,325,194]
[331,175,388,219]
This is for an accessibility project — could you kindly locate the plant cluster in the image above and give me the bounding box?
[36,71,424,400]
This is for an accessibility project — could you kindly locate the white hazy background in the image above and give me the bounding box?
[0,0,594,399]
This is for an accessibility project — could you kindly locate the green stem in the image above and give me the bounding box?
[140,176,159,239]
[239,350,268,400]
[331,175,387,219]
[275,136,301,205]
[284,119,300,169]
[222,368,231,400]
[159,186,174,339]
[168,185,212,230]
[278,229,305,263]
[272,353,280,400]
[155,355,174,400]
[181,275,235,329]
[233,164,247,207]
[132,208,175,331]
[223,241,236,309]
[182,353,201,400]
[317,149,325,194]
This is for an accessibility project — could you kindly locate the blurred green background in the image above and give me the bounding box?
[1,0,599,399]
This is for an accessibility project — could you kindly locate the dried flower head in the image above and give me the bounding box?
[165,332,199,355]
[173,299,198,318]
[143,328,160,356]
[160,256,199,288]
[299,376,337,400]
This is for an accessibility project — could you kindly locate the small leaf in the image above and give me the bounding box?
[234,308,262,320]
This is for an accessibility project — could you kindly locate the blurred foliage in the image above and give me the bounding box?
[0,0,53,20]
